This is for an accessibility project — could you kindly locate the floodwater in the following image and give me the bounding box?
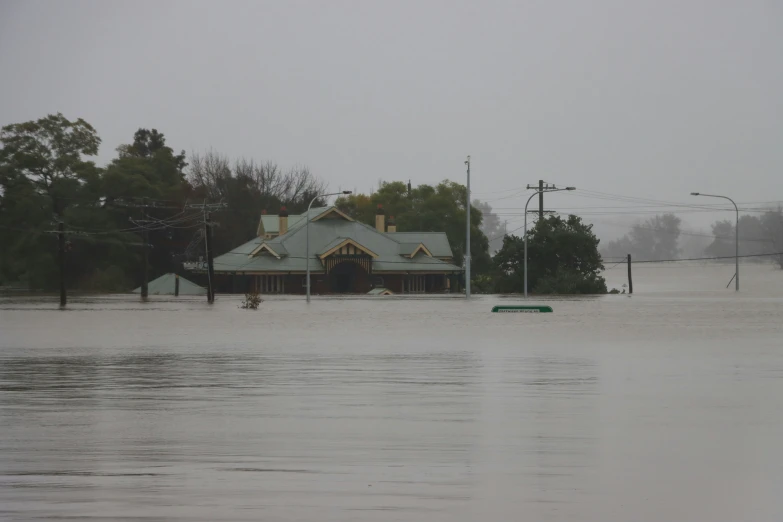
[1,264,783,521]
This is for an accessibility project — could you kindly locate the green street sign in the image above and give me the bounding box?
[491,305,553,313]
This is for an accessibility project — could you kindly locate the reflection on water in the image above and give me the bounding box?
[1,265,783,521]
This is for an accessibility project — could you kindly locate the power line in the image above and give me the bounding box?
[632,252,783,264]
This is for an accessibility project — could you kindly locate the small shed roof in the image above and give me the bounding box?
[132,273,206,295]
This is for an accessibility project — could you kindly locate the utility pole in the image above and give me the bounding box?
[465,155,471,298]
[205,211,215,304]
[627,254,633,294]
[185,200,226,303]
[58,221,66,308]
[527,181,557,221]
[141,198,149,300]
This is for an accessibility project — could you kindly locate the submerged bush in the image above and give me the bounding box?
[240,291,262,310]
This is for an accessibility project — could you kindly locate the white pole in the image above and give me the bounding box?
[691,192,739,291]
[465,156,471,298]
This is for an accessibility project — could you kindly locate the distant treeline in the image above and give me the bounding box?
[601,212,783,266]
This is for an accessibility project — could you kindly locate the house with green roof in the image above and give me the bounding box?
[185,205,462,294]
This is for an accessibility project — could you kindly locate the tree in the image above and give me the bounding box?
[473,199,504,255]
[704,220,734,258]
[94,129,194,287]
[761,207,783,268]
[603,213,681,261]
[187,150,327,255]
[704,214,777,262]
[0,113,101,216]
[494,215,606,294]
[335,180,493,275]
[119,128,187,173]
[0,114,102,289]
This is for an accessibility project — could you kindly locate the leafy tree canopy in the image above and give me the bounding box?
[494,215,607,294]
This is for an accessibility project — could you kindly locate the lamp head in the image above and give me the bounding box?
[690,192,700,196]
[342,190,352,194]
[566,187,576,191]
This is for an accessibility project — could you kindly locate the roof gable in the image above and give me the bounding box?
[319,238,379,259]
[311,207,354,222]
[385,232,454,258]
[249,243,286,258]
[408,243,433,258]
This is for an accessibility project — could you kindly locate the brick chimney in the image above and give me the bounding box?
[387,215,397,233]
[375,204,385,232]
[279,206,289,236]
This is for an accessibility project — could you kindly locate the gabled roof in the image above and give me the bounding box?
[318,237,379,259]
[249,243,287,258]
[132,273,206,295]
[311,207,354,222]
[207,206,461,274]
[384,232,454,258]
[398,242,433,258]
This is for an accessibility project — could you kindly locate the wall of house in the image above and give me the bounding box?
[212,272,455,295]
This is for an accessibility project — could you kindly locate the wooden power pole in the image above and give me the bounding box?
[58,221,66,307]
[141,198,149,300]
[205,211,215,304]
[627,254,633,294]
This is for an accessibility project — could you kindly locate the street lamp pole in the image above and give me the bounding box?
[691,192,739,291]
[465,156,471,298]
[306,191,352,303]
[524,187,575,298]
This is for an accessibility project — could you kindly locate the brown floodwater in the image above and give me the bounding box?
[1,263,782,521]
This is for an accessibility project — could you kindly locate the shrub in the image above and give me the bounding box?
[240,291,262,310]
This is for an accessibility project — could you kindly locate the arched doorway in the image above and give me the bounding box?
[329,261,369,293]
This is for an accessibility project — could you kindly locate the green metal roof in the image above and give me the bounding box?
[202,206,461,274]
[383,232,454,258]
[132,273,206,295]
[257,208,328,235]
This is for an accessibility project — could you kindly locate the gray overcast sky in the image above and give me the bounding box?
[1,0,781,234]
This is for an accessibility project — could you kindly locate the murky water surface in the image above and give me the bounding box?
[2,264,783,521]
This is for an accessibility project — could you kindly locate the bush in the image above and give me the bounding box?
[471,274,495,294]
[240,291,262,310]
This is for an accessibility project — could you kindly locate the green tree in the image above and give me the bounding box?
[97,128,193,287]
[0,113,101,216]
[494,215,607,294]
[0,114,102,289]
[336,180,492,275]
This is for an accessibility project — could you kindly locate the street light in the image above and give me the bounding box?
[524,187,575,298]
[691,192,739,291]
[306,191,352,303]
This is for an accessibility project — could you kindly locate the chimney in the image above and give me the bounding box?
[278,206,289,236]
[387,215,397,233]
[375,204,385,232]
